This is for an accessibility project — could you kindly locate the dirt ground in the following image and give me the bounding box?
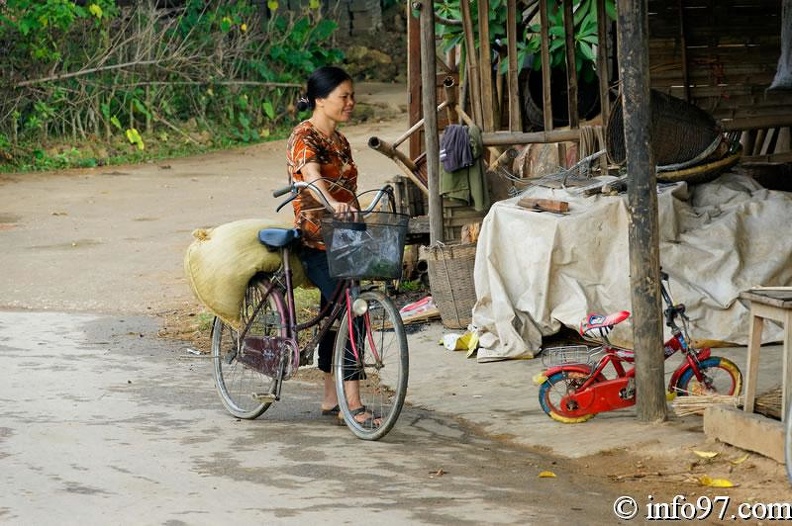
[4,79,792,522]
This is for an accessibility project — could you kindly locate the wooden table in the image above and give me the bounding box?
[740,288,792,420]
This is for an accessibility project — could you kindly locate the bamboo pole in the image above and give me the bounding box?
[460,0,483,126]
[539,0,553,131]
[478,0,495,132]
[563,0,579,133]
[381,100,450,150]
[507,0,522,131]
[676,0,691,102]
[442,76,459,125]
[596,0,611,128]
[481,128,582,145]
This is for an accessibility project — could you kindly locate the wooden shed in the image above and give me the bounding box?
[376,0,792,244]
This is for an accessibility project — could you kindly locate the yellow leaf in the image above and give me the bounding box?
[699,475,736,488]
[693,450,719,459]
[730,453,750,465]
[538,471,557,478]
[88,4,103,18]
[532,373,548,385]
[240,23,247,33]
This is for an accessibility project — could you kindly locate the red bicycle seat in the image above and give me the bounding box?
[579,310,630,338]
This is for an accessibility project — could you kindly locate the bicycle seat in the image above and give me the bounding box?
[258,228,300,249]
[579,310,630,338]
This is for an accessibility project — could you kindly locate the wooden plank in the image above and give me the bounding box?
[516,197,569,213]
[740,289,792,309]
[703,406,784,464]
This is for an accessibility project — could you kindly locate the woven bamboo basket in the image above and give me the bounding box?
[420,242,477,329]
[606,90,722,167]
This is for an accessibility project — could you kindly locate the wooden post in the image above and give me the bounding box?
[539,0,553,132]
[563,0,579,134]
[676,0,691,102]
[540,0,564,165]
[617,0,666,422]
[460,0,484,127]
[507,0,522,131]
[478,0,496,132]
[407,3,423,160]
[416,1,444,244]
[596,0,611,130]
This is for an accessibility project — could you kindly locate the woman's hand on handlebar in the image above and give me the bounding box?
[329,200,358,218]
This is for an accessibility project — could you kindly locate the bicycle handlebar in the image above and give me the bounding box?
[272,185,292,198]
[659,269,690,330]
[273,180,395,215]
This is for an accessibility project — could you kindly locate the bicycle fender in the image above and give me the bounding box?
[533,364,593,386]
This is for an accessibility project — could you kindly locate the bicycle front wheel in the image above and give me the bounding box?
[334,290,408,441]
[212,277,287,419]
[674,356,742,396]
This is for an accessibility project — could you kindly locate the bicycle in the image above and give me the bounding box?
[210,181,409,440]
[534,270,743,423]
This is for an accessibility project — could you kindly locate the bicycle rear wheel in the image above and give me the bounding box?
[537,370,599,423]
[334,289,408,441]
[212,277,287,419]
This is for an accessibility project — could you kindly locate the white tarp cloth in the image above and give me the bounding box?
[472,172,792,362]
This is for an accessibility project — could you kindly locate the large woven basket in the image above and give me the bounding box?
[606,90,722,168]
[420,242,477,329]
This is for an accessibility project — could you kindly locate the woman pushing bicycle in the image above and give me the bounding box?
[286,65,380,428]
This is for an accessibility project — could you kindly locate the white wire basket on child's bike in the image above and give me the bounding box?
[540,345,600,368]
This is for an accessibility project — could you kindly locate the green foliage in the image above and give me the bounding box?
[434,0,616,81]
[0,0,345,171]
[398,280,426,293]
[521,0,616,81]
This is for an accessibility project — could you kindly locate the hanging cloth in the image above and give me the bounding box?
[439,124,490,212]
[439,124,474,172]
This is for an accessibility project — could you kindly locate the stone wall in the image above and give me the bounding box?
[281,0,383,35]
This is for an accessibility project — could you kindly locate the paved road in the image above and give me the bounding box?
[0,310,622,525]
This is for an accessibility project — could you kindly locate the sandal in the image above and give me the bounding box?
[347,405,382,429]
[321,404,340,416]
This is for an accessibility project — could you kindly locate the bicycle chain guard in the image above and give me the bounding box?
[239,336,300,380]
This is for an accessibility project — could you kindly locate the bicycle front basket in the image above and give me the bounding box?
[321,212,409,280]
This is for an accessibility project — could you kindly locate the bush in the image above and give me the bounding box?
[0,0,344,170]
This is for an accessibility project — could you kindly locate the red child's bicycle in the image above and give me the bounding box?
[534,271,743,423]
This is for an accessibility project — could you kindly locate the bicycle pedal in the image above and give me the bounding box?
[251,393,278,403]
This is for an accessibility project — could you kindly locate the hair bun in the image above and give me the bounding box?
[296,96,309,112]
